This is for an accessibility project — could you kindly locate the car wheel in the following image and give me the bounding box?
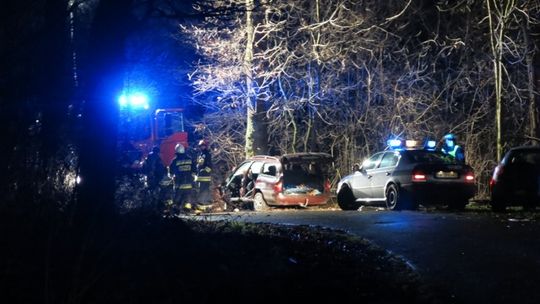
[337,186,360,211]
[253,192,270,212]
[385,184,402,211]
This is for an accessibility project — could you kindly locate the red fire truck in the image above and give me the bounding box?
[118,95,189,168]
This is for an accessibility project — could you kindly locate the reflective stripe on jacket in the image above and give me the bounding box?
[197,166,212,182]
[170,154,195,186]
[177,183,193,190]
[175,159,193,172]
[442,145,465,162]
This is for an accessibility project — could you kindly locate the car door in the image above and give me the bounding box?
[369,151,400,199]
[256,161,280,204]
[350,153,383,199]
[225,161,253,200]
[243,161,264,197]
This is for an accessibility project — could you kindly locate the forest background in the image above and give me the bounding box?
[1,0,539,213]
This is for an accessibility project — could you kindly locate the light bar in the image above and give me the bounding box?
[388,137,439,151]
[405,140,419,148]
[425,140,437,150]
[118,93,150,110]
[387,139,402,148]
[118,95,128,107]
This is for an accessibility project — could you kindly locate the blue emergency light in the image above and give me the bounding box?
[425,140,437,150]
[387,139,403,149]
[388,137,437,151]
[118,93,150,110]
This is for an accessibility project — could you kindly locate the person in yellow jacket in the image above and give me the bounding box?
[169,143,195,213]
[195,139,213,210]
[441,133,465,163]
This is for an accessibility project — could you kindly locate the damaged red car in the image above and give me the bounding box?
[220,153,334,211]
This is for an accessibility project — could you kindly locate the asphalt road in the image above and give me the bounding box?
[200,207,540,304]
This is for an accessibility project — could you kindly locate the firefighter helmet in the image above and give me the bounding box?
[175,143,185,154]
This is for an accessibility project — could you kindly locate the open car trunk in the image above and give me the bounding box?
[280,153,333,195]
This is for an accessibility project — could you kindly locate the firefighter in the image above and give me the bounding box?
[441,133,465,163]
[195,139,213,210]
[142,146,166,205]
[169,143,195,213]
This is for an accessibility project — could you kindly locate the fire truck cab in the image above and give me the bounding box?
[151,109,188,166]
[119,107,188,168]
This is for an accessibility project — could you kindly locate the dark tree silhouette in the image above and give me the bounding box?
[76,0,135,222]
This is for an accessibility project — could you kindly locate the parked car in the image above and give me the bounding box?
[220,153,333,211]
[337,140,476,211]
[490,146,540,211]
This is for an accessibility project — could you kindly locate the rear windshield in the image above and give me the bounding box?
[282,162,329,177]
[404,150,457,164]
[507,150,540,165]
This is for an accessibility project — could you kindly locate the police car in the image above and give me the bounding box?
[337,139,476,211]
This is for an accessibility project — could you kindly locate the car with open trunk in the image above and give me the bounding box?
[220,153,333,211]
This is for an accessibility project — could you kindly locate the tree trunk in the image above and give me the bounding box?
[534,49,540,141]
[524,16,540,142]
[305,0,321,152]
[486,0,509,161]
[244,0,268,157]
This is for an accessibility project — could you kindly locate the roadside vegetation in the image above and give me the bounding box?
[1,206,435,303]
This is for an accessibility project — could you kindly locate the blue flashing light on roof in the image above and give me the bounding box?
[118,92,150,110]
[425,140,437,150]
[387,139,403,149]
[119,95,128,107]
[388,136,438,151]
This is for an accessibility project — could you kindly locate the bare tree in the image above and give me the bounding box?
[486,0,516,161]
[184,0,540,198]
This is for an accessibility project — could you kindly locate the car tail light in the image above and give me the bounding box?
[274,180,283,193]
[412,171,427,182]
[464,172,475,182]
[490,165,503,189]
[324,179,331,193]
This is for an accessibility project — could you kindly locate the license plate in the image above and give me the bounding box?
[436,171,458,178]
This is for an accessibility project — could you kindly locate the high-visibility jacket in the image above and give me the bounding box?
[170,153,195,190]
[442,145,465,163]
[196,166,212,183]
[196,150,213,183]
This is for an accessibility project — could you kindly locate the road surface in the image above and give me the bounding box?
[199,207,540,304]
